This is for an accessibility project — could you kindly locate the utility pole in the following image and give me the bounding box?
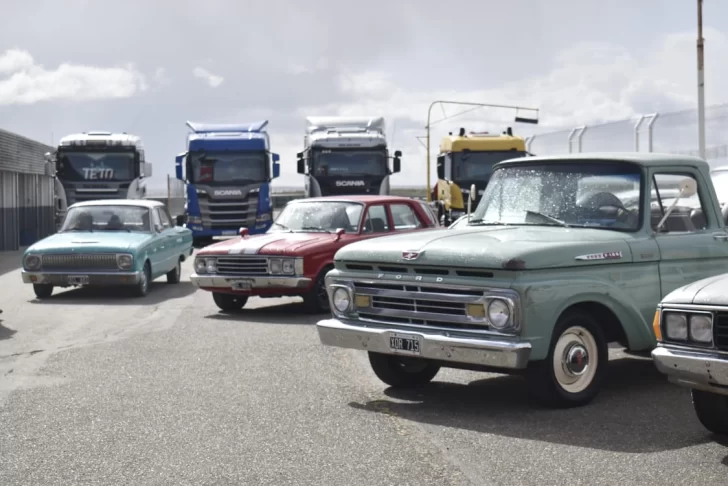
[697,0,706,159]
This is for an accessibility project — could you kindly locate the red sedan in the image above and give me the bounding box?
[190,195,440,312]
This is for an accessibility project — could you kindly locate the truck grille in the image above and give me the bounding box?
[713,312,728,351]
[214,255,269,276]
[42,253,119,271]
[352,281,492,333]
[199,194,260,229]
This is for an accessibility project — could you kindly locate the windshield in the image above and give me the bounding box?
[312,149,387,177]
[469,162,643,231]
[190,152,267,184]
[57,150,135,181]
[712,170,728,204]
[452,150,527,180]
[60,205,151,232]
[270,201,364,233]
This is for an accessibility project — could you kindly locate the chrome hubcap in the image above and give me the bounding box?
[564,344,589,376]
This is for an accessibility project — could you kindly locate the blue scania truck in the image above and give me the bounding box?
[175,120,280,247]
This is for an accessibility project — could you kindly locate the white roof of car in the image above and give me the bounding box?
[68,199,165,209]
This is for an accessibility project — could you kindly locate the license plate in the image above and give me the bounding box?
[389,332,421,355]
[222,230,238,236]
[231,279,253,290]
[68,275,89,285]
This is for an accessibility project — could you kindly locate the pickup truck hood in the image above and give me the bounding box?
[335,225,634,270]
[27,231,152,253]
[199,231,342,256]
[662,273,728,306]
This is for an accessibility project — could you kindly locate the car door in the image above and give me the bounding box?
[652,169,728,296]
[360,204,392,238]
[149,208,173,275]
[157,207,183,260]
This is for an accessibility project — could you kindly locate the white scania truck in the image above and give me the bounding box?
[296,116,401,197]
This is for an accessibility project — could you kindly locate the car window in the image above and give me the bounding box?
[362,205,390,233]
[391,203,423,231]
[652,173,708,233]
[157,208,172,229]
[418,201,437,225]
[151,208,163,232]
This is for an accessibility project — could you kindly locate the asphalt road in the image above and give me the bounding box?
[1,253,727,485]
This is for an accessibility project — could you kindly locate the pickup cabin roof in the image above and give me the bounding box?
[68,199,166,210]
[495,152,709,170]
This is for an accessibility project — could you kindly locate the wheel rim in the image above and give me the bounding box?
[175,261,181,277]
[316,277,329,309]
[552,325,598,394]
[140,267,149,292]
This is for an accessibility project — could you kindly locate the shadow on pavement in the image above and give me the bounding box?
[28,281,197,306]
[205,301,323,325]
[0,253,22,279]
[0,322,16,340]
[348,357,713,454]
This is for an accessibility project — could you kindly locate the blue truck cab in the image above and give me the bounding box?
[175,120,281,246]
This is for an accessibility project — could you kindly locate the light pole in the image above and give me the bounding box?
[697,0,706,160]
[424,100,539,202]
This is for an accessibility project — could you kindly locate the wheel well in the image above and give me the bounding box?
[561,301,628,347]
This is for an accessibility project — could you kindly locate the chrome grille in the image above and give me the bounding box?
[42,253,118,271]
[215,256,269,276]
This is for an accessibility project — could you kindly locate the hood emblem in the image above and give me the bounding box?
[402,250,422,260]
[575,251,622,261]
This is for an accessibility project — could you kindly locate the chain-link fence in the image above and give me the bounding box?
[528,103,728,169]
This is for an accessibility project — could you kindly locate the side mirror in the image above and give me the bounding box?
[175,214,186,226]
[436,165,445,180]
[393,157,401,173]
[470,183,476,201]
[334,228,345,241]
[175,153,186,180]
[394,150,402,158]
[272,161,280,179]
[272,153,280,163]
[44,151,54,162]
[239,227,249,238]
[679,177,698,198]
[297,158,305,174]
[143,162,153,178]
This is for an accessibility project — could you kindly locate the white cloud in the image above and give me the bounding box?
[192,67,224,88]
[287,58,330,75]
[0,49,148,106]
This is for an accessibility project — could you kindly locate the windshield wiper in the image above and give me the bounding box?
[272,222,291,231]
[467,219,509,226]
[300,226,331,233]
[525,210,570,227]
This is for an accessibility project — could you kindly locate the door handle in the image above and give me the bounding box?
[713,233,728,240]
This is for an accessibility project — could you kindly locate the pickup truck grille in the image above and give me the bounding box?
[214,255,269,276]
[42,253,118,271]
[352,281,491,332]
[713,312,728,351]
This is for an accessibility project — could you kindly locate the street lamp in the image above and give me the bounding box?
[697,0,706,160]
[424,100,539,202]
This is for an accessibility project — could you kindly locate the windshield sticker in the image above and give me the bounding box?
[83,167,115,180]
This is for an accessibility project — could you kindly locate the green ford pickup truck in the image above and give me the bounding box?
[316,152,728,408]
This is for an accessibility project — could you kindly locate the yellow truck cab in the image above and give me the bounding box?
[434,127,529,225]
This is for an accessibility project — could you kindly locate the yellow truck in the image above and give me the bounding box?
[433,127,530,225]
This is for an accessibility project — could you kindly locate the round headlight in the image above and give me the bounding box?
[25,255,41,270]
[117,254,133,269]
[689,314,712,343]
[333,288,351,313]
[194,258,207,273]
[487,299,510,329]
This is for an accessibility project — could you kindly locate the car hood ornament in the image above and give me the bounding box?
[402,250,422,260]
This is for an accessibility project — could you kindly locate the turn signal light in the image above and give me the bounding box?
[652,309,662,341]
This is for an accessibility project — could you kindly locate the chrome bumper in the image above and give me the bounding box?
[652,345,728,397]
[21,270,141,286]
[190,273,312,290]
[316,318,531,369]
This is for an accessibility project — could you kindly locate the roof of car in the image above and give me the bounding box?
[286,195,423,204]
[68,199,166,209]
[497,152,710,169]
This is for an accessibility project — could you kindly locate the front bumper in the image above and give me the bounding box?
[190,273,312,291]
[652,345,728,397]
[21,270,141,286]
[316,318,531,369]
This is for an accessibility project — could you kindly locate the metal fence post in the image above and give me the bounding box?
[568,128,577,153]
[634,115,646,151]
[575,126,587,153]
[525,135,535,152]
[646,113,659,152]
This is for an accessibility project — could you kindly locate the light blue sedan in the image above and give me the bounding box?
[21,199,194,298]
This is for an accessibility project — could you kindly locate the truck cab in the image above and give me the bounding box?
[296,116,401,197]
[175,120,281,247]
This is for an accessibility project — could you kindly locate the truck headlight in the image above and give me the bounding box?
[665,313,688,340]
[195,257,216,274]
[282,259,295,275]
[116,253,133,270]
[689,314,713,343]
[332,287,351,313]
[25,254,41,270]
[487,299,510,329]
[269,258,282,274]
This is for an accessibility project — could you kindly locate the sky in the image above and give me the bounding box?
[1,0,728,191]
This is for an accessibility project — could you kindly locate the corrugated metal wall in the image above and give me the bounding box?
[0,128,55,251]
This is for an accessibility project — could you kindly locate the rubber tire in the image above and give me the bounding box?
[133,262,151,297]
[33,284,54,299]
[692,389,728,435]
[526,309,608,408]
[368,352,441,388]
[302,267,332,314]
[212,292,248,312]
[166,258,181,284]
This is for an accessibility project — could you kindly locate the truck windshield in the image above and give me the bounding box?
[312,149,387,177]
[190,152,267,184]
[57,151,135,181]
[452,150,527,180]
[469,162,643,231]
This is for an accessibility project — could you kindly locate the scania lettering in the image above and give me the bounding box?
[43,131,152,228]
[296,116,402,196]
[175,120,280,247]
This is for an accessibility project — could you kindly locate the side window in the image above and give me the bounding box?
[151,208,164,232]
[391,203,423,231]
[652,173,707,233]
[157,207,173,229]
[418,201,437,226]
[362,205,390,233]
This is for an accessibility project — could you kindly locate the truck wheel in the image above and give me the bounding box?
[133,262,151,297]
[212,292,248,312]
[368,352,440,388]
[302,267,332,313]
[526,309,608,408]
[692,389,728,435]
[33,284,54,299]
[166,258,181,284]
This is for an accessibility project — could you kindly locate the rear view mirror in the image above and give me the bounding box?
[297,159,305,174]
[679,177,698,198]
[393,157,401,173]
[470,183,476,201]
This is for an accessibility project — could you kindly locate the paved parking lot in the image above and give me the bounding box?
[1,253,727,485]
